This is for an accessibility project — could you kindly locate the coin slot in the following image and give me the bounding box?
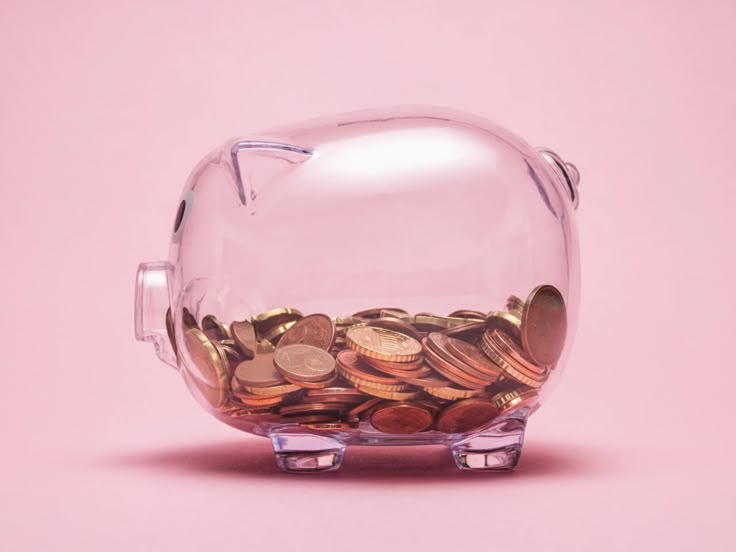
[173,200,186,233]
[172,190,193,243]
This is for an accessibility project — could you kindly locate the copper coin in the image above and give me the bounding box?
[231,390,285,407]
[427,333,498,383]
[436,398,499,433]
[441,321,487,341]
[230,319,257,360]
[490,329,547,375]
[479,336,545,388]
[445,336,503,379]
[522,284,567,366]
[274,344,336,382]
[448,310,486,320]
[398,372,450,388]
[352,307,407,319]
[485,311,522,343]
[370,402,433,434]
[336,350,402,385]
[277,313,335,351]
[181,368,227,410]
[362,354,426,373]
[346,326,422,362]
[305,387,368,401]
[281,372,338,389]
[366,317,422,341]
[234,353,284,388]
[346,397,384,419]
[201,314,230,341]
[183,328,228,389]
[423,337,491,389]
[281,414,342,424]
[279,402,346,416]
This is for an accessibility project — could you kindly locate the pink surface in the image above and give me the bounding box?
[1,0,734,549]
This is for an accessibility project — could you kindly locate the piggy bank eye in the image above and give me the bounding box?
[172,190,193,243]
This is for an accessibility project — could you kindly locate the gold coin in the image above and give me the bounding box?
[300,422,358,431]
[349,381,420,401]
[252,307,303,324]
[486,311,522,342]
[261,319,298,344]
[346,326,422,362]
[491,388,540,413]
[201,314,231,341]
[257,339,276,353]
[338,369,412,392]
[183,328,228,391]
[423,385,485,401]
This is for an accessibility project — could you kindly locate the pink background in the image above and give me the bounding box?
[2,1,735,549]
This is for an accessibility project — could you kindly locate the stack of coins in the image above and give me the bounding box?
[170,284,567,435]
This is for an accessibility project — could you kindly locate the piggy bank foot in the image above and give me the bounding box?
[449,411,529,471]
[270,432,345,474]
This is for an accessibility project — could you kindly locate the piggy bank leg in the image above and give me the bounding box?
[270,431,345,473]
[449,410,529,471]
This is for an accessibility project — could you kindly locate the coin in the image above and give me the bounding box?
[336,350,403,386]
[398,372,450,388]
[448,310,487,320]
[445,335,503,380]
[274,344,336,382]
[490,329,547,376]
[281,372,338,389]
[436,398,499,433]
[262,319,298,344]
[506,295,525,318]
[252,307,303,333]
[242,382,301,396]
[231,390,285,407]
[479,335,545,389]
[182,368,227,409]
[352,307,406,319]
[257,339,276,353]
[346,397,384,419]
[521,284,567,366]
[347,379,420,401]
[183,328,228,389]
[423,385,485,401]
[366,317,422,341]
[230,319,257,359]
[362,354,426,374]
[234,353,285,388]
[486,311,522,342]
[305,387,368,402]
[423,353,489,390]
[491,388,540,413]
[201,314,230,341]
[346,326,422,362]
[165,307,177,355]
[441,321,487,341]
[277,313,336,350]
[281,414,342,424]
[279,402,346,417]
[300,422,358,431]
[370,402,433,434]
[426,333,498,384]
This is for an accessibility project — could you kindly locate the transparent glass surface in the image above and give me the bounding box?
[135,107,580,472]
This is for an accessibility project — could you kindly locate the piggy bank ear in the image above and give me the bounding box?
[229,141,313,206]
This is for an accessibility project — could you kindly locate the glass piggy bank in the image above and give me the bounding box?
[135,107,580,473]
